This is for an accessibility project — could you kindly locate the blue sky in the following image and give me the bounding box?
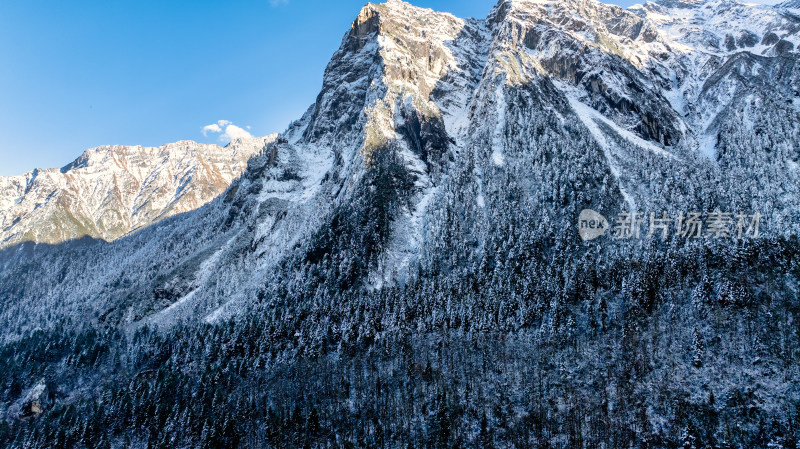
[0,0,765,175]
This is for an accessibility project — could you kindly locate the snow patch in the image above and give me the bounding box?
[204,303,226,324]
[571,98,678,160]
[663,69,688,117]
[567,97,638,212]
[148,233,237,327]
[566,93,684,212]
[698,132,719,162]
[371,182,439,289]
[492,85,507,167]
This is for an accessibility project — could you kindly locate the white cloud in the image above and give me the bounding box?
[202,123,222,136]
[202,120,253,143]
[224,124,253,140]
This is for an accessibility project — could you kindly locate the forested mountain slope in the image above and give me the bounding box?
[0,0,798,447]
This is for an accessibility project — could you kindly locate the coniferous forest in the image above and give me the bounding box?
[1,233,798,448]
[2,0,800,447]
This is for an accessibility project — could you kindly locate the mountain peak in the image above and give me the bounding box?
[0,136,271,247]
[648,0,722,8]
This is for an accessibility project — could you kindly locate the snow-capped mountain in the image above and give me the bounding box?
[0,136,274,247]
[1,0,797,337]
[1,1,799,445]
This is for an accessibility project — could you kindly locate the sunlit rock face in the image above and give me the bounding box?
[0,136,275,247]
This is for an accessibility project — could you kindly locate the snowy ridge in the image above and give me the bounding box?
[0,136,275,247]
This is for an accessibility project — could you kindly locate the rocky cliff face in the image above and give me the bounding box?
[1,0,798,338]
[0,1,799,445]
[0,136,274,247]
